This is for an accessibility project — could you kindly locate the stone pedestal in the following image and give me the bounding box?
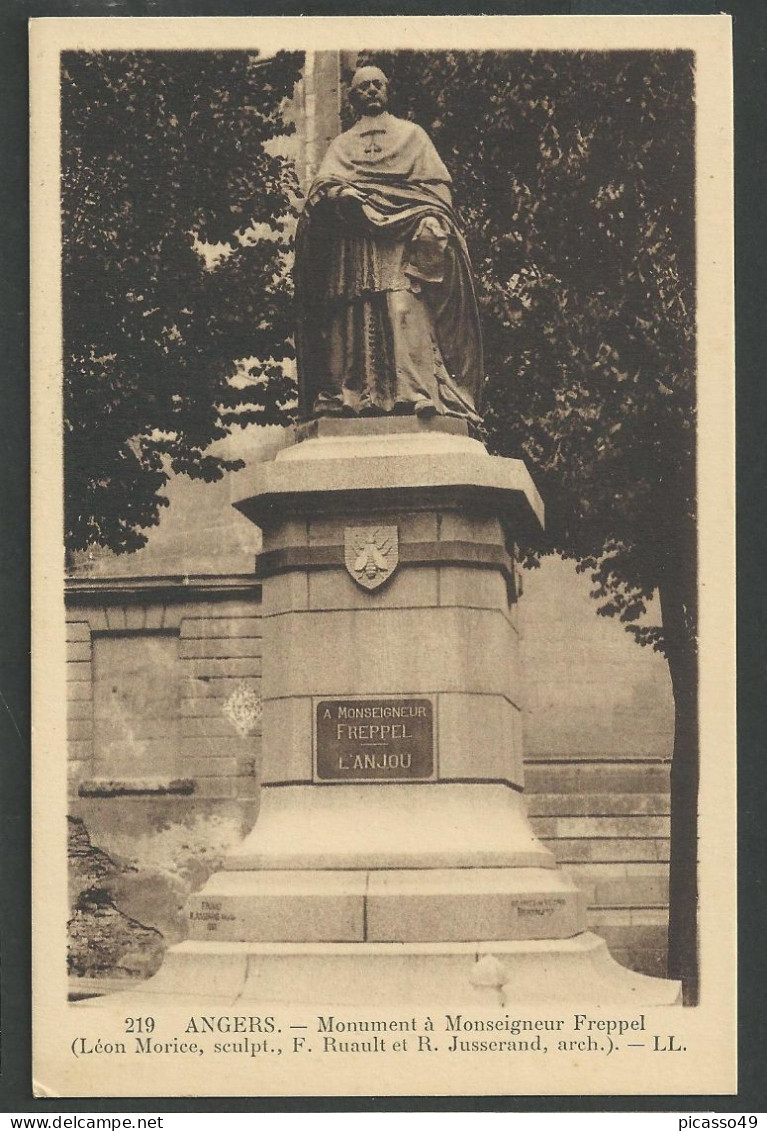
[136,418,679,1007]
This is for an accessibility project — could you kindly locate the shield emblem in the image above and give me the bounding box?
[344,526,399,591]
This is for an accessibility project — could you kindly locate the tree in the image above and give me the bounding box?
[61,49,304,554]
[368,49,698,999]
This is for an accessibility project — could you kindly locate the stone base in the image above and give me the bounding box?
[78,933,680,1009]
[84,423,678,1015]
[187,866,585,944]
[224,783,554,871]
[233,417,544,533]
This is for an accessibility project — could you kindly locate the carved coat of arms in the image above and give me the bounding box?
[344,526,399,590]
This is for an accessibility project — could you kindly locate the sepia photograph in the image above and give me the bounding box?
[30,15,735,1098]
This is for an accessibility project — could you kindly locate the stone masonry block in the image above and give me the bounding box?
[67,759,91,785]
[67,718,93,741]
[261,697,314,784]
[261,518,309,554]
[92,699,178,728]
[439,512,505,545]
[225,781,554,872]
[524,763,670,795]
[262,571,309,616]
[437,693,523,785]
[179,638,262,660]
[398,512,440,541]
[125,607,147,631]
[235,773,260,799]
[183,600,263,620]
[68,739,93,761]
[169,737,255,760]
[541,838,669,864]
[366,868,585,943]
[67,681,93,701]
[188,777,239,800]
[171,757,240,781]
[65,622,91,642]
[182,658,262,680]
[527,793,670,817]
[84,609,109,632]
[593,876,669,908]
[438,566,510,613]
[533,815,670,839]
[178,716,259,739]
[187,870,366,943]
[263,607,514,700]
[66,662,91,682]
[104,606,127,631]
[143,606,166,630]
[306,512,438,547]
[307,565,438,611]
[160,606,183,629]
[180,696,237,717]
[67,699,94,720]
[181,617,262,639]
[181,678,260,701]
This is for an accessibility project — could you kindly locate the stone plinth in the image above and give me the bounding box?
[86,934,679,1009]
[223,784,553,870]
[238,418,535,797]
[126,418,679,1006]
[186,865,584,944]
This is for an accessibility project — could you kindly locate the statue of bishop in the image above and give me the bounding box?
[294,66,483,424]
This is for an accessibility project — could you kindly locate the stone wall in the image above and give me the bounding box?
[521,557,673,977]
[66,577,263,982]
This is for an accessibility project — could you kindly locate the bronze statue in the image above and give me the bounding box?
[295,66,483,423]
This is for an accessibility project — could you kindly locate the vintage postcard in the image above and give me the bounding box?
[30,15,735,1098]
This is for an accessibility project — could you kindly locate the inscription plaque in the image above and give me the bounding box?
[316,698,434,781]
[189,900,236,933]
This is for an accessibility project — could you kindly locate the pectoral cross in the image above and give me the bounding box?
[360,127,386,156]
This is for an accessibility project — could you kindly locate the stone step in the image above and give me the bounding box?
[589,907,669,928]
[526,793,669,817]
[576,876,668,909]
[594,916,670,979]
[561,859,669,895]
[560,861,669,909]
[531,815,670,839]
[524,762,670,795]
[134,932,680,1007]
[540,838,669,864]
[525,745,672,762]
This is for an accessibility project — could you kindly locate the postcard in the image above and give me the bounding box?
[30,14,735,1098]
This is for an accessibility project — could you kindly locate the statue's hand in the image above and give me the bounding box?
[332,186,366,221]
[339,186,365,206]
[326,183,363,202]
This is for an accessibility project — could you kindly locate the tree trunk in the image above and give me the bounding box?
[658,571,699,1005]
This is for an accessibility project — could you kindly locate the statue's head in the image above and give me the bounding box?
[349,66,389,117]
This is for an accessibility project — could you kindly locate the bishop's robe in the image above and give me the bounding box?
[294,112,483,423]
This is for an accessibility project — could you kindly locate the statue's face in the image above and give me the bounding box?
[349,67,389,116]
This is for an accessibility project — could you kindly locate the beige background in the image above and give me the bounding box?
[30,14,735,1098]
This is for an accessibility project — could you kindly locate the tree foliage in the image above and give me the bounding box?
[61,49,303,553]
